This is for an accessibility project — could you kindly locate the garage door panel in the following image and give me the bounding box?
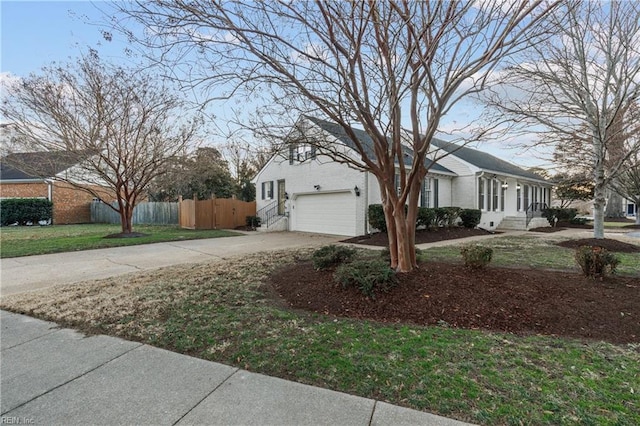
[293,192,356,236]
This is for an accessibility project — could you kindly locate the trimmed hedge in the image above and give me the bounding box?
[0,198,53,226]
[369,204,474,231]
[542,208,578,226]
[459,209,482,228]
[417,207,436,229]
[368,204,387,232]
[434,207,462,227]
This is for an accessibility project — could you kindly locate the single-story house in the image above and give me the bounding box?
[0,151,113,224]
[253,116,552,236]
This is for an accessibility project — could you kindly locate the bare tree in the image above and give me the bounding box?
[553,172,595,209]
[486,0,640,239]
[611,157,640,225]
[1,54,201,234]
[118,0,558,271]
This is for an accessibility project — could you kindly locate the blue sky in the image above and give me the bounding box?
[0,1,547,169]
[1,0,128,77]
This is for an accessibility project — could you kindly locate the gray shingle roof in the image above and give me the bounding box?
[1,151,90,181]
[303,116,455,175]
[430,139,547,181]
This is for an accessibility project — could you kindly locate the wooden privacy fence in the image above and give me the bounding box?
[179,197,256,230]
[91,201,179,225]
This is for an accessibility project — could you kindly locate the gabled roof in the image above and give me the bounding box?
[303,116,455,175]
[430,139,547,181]
[0,150,91,181]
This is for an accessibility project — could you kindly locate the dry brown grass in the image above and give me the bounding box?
[0,248,311,339]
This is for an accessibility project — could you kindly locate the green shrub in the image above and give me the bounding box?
[460,244,493,269]
[312,245,356,270]
[574,246,619,278]
[246,215,261,228]
[542,208,578,226]
[368,204,387,232]
[334,258,397,297]
[435,207,462,227]
[417,207,436,229]
[569,217,588,225]
[459,209,481,229]
[0,198,53,226]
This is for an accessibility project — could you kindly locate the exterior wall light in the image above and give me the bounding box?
[501,182,509,189]
[313,185,321,190]
[354,186,361,196]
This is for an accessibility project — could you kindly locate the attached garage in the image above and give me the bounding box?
[292,191,357,236]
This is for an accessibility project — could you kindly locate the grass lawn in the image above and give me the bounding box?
[1,235,638,425]
[0,224,241,258]
[418,234,640,276]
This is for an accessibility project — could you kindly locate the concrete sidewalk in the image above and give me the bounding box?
[1,311,473,426]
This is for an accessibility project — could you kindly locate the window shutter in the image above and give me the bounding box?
[433,179,439,208]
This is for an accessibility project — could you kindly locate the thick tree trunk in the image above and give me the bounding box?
[383,201,399,269]
[119,201,135,234]
[393,204,413,272]
[593,183,606,239]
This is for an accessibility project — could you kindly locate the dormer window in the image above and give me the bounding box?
[289,143,316,164]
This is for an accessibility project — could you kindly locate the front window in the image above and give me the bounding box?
[492,179,499,211]
[478,177,485,210]
[421,178,431,208]
[261,181,274,200]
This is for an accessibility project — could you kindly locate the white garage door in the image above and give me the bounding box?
[293,192,357,236]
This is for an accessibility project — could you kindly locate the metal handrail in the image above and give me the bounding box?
[525,202,548,226]
[256,200,282,227]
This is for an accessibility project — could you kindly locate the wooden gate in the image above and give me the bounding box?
[179,197,256,230]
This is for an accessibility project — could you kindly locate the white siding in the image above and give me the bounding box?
[255,152,368,236]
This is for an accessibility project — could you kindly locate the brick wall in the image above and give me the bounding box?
[0,181,115,224]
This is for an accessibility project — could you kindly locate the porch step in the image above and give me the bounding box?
[257,215,288,232]
[497,216,527,230]
[497,216,550,231]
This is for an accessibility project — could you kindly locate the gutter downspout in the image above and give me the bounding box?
[364,171,369,235]
[44,179,53,201]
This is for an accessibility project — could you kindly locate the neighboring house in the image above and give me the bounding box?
[0,151,113,224]
[253,116,552,237]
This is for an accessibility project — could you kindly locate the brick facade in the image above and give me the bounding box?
[0,181,114,224]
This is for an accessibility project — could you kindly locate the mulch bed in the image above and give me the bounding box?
[529,227,567,233]
[341,227,497,246]
[268,261,640,344]
[556,238,640,253]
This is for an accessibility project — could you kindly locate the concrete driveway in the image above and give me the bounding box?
[0,232,343,296]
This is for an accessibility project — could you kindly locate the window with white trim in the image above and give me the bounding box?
[261,181,274,200]
[421,178,431,208]
[492,179,499,211]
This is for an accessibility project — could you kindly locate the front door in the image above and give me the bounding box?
[277,180,286,215]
